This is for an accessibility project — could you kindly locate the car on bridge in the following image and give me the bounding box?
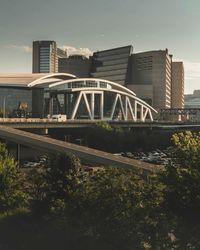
[51,114,67,122]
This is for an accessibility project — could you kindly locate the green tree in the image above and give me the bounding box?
[28,152,81,214]
[161,131,200,218]
[66,167,174,250]
[47,152,81,200]
[0,143,28,213]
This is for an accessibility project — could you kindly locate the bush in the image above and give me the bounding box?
[0,143,28,213]
[161,131,200,219]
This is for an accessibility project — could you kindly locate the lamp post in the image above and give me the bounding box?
[3,95,11,118]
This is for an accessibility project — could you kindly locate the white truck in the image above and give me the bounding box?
[51,114,67,122]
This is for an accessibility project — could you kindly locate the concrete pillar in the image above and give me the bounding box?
[32,88,44,118]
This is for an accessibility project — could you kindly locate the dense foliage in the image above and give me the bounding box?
[87,121,171,152]
[1,131,200,249]
[0,144,27,213]
[161,131,200,216]
[66,168,175,250]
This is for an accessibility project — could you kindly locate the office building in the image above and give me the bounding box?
[171,62,184,108]
[126,49,173,109]
[32,41,67,73]
[185,90,200,108]
[91,45,132,85]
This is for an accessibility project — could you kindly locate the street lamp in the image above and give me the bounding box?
[3,95,11,118]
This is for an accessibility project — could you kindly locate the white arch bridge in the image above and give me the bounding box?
[47,78,157,122]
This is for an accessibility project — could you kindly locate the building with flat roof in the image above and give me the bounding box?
[0,73,76,117]
[171,62,184,108]
[126,49,173,109]
[185,90,200,108]
[32,41,67,73]
[58,55,91,77]
[91,45,132,85]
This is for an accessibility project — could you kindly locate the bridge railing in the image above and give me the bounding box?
[0,118,57,123]
[0,118,97,123]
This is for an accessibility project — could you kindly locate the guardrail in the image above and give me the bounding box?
[0,118,98,124]
[0,118,199,125]
[0,118,56,123]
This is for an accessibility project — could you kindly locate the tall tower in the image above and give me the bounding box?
[171,62,184,108]
[32,41,58,73]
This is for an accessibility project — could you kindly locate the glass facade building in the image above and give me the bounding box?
[33,41,67,73]
[0,87,32,116]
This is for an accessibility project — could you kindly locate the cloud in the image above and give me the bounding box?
[174,59,200,81]
[7,45,32,53]
[59,45,93,58]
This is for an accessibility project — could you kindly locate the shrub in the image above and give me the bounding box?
[161,131,200,219]
[0,143,28,213]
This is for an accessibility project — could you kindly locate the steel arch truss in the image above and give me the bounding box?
[48,78,157,122]
[70,89,154,122]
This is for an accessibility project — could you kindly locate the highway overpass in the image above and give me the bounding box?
[0,118,200,130]
[0,125,160,173]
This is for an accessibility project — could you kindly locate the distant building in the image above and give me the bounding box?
[185,90,200,108]
[32,41,67,73]
[171,62,184,108]
[58,55,91,77]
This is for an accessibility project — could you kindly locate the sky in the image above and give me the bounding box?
[0,0,200,94]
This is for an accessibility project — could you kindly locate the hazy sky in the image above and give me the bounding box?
[0,0,200,93]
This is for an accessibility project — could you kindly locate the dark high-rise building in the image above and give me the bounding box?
[90,45,133,85]
[58,55,91,77]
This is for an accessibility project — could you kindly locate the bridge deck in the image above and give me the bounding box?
[0,125,160,173]
[0,118,199,130]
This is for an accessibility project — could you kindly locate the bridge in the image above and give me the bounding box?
[0,125,160,173]
[47,78,157,122]
[0,118,200,131]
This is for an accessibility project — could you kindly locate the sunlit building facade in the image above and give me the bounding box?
[32,41,184,111]
[171,62,184,108]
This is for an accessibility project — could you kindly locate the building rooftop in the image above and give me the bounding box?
[0,73,76,88]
